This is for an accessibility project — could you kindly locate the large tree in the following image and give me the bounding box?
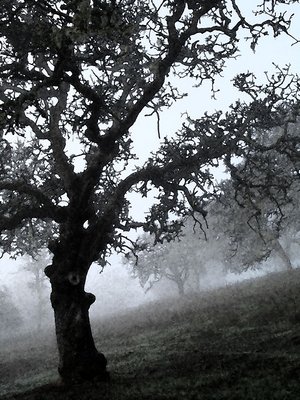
[0,0,300,383]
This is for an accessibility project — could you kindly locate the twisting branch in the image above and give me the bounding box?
[48,82,77,195]
[0,180,56,209]
[0,205,65,232]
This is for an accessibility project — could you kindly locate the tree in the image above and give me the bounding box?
[0,286,22,338]
[218,187,290,272]
[279,181,300,264]
[126,234,193,296]
[22,250,52,331]
[214,119,300,273]
[125,217,226,296]
[0,0,300,383]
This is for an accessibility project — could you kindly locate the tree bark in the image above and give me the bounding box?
[45,263,109,383]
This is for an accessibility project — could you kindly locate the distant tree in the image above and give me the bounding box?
[126,234,192,296]
[181,217,229,289]
[275,173,300,262]
[126,216,232,295]
[213,183,292,272]
[0,0,300,383]
[214,118,300,273]
[0,286,22,337]
[22,250,51,331]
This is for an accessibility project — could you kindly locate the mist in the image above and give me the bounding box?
[0,254,157,341]
[1,242,300,400]
[1,247,295,344]
[2,236,299,346]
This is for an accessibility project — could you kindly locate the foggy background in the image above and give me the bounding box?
[1,245,299,342]
[1,3,300,342]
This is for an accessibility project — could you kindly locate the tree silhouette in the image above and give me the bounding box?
[0,0,299,382]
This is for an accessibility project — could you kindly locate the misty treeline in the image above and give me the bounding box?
[125,119,300,296]
[0,285,22,338]
[0,250,52,338]
[1,0,300,383]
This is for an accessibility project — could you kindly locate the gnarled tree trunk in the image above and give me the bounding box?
[45,261,109,383]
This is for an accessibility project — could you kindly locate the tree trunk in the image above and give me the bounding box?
[273,239,293,271]
[45,263,109,383]
[176,279,185,296]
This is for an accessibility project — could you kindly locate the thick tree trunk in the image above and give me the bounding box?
[45,263,109,383]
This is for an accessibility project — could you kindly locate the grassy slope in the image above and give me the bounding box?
[1,269,300,399]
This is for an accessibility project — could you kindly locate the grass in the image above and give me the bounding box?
[1,269,300,399]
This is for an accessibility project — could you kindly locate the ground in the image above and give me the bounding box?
[1,269,300,399]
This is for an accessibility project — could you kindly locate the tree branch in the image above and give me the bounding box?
[0,180,55,209]
[48,82,77,196]
[0,205,65,232]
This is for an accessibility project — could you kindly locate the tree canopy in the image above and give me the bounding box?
[0,1,299,261]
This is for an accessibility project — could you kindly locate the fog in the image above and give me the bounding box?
[0,254,157,340]
[1,249,292,343]
[86,256,157,319]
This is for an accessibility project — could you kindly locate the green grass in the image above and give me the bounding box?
[1,269,300,399]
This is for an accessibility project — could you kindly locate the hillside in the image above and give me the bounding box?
[1,269,300,399]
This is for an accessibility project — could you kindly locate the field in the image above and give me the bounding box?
[1,269,300,399]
